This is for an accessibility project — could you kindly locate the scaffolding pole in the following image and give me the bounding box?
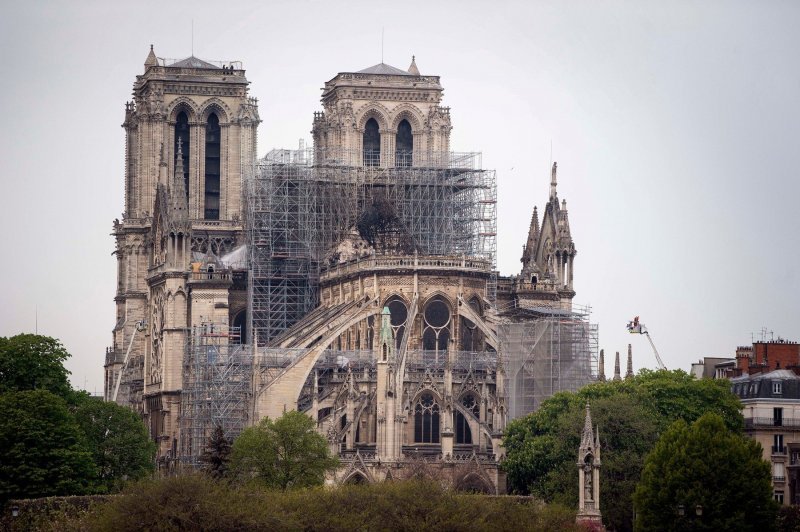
[246,148,497,346]
[180,323,252,468]
[499,305,598,420]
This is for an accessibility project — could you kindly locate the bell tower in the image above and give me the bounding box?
[106,45,260,460]
[312,56,452,166]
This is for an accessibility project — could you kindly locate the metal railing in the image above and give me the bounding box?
[189,271,232,282]
[745,417,800,429]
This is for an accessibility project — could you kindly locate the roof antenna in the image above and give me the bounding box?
[191,19,194,56]
[381,27,384,64]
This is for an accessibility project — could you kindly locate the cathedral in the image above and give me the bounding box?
[105,46,596,492]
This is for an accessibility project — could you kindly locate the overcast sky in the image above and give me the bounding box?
[1,0,798,393]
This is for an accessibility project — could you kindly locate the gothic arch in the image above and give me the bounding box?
[390,104,424,131]
[420,291,454,312]
[383,294,409,348]
[199,98,232,124]
[421,293,453,352]
[454,471,495,494]
[412,389,442,444]
[411,387,443,405]
[382,293,409,308]
[356,103,391,131]
[343,470,370,484]
[166,97,200,122]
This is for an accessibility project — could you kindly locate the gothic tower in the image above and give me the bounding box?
[311,56,452,166]
[517,162,577,310]
[106,45,259,460]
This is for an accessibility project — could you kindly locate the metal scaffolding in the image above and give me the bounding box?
[180,323,252,467]
[499,304,599,420]
[246,148,497,346]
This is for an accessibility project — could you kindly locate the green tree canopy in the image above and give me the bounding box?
[0,334,73,399]
[633,412,775,531]
[229,410,339,489]
[0,390,97,501]
[201,425,233,480]
[503,369,743,531]
[73,397,156,492]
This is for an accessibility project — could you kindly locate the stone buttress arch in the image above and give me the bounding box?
[255,299,382,420]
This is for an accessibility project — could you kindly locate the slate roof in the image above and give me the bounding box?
[169,56,220,69]
[356,63,412,76]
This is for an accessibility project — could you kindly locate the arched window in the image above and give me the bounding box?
[204,113,221,219]
[363,118,380,167]
[460,297,484,351]
[422,297,451,353]
[456,394,479,445]
[455,411,471,444]
[396,119,413,167]
[414,392,440,443]
[386,296,408,349]
[175,111,190,201]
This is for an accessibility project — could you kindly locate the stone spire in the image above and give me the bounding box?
[521,206,540,266]
[172,138,188,222]
[557,199,572,239]
[549,161,558,200]
[598,349,606,381]
[626,344,634,379]
[408,55,420,76]
[580,403,595,450]
[378,306,395,362]
[144,44,158,71]
[613,351,621,381]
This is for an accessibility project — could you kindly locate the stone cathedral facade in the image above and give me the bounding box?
[105,46,259,456]
[106,47,588,491]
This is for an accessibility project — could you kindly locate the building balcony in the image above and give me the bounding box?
[745,417,800,429]
[774,475,786,483]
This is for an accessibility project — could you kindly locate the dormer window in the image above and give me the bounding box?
[773,381,783,395]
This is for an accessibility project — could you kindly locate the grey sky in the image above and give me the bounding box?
[1,0,798,393]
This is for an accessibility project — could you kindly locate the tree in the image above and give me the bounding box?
[503,370,743,532]
[633,413,776,531]
[0,334,73,399]
[73,397,156,492]
[229,410,339,489]
[0,390,97,501]
[201,425,232,480]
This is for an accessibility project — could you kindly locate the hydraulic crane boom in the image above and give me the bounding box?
[627,316,667,370]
